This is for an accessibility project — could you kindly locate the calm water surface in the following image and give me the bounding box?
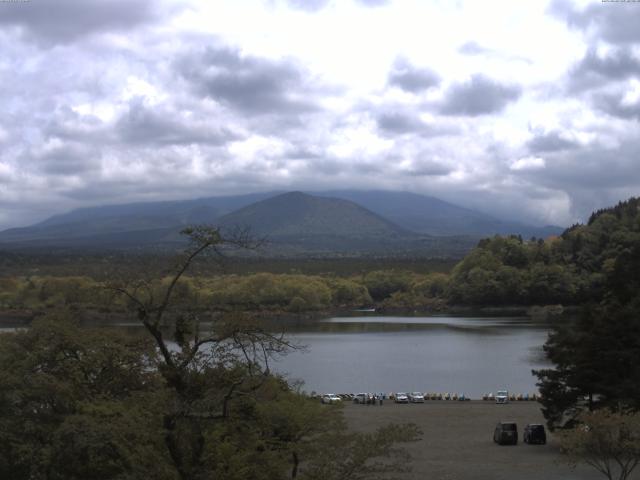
[0,315,552,398]
[273,315,552,397]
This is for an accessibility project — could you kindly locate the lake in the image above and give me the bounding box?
[272,315,552,398]
[0,314,553,399]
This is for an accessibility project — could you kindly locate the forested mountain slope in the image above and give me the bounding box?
[447,197,640,305]
[0,190,561,252]
[321,190,562,238]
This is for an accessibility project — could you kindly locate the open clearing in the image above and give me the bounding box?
[342,401,604,480]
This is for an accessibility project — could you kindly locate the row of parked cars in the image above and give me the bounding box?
[321,390,536,404]
[487,390,539,403]
[354,392,471,403]
[408,392,470,401]
[493,422,547,445]
[322,392,428,404]
[323,392,476,404]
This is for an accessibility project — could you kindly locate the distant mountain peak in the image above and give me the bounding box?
[218,191,409,239]
[280,191,308,198]
[0,189,563,255]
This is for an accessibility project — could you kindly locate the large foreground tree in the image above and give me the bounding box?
[0,314,174,480]
[534,302,640,429]
[0,226,421,479]
[107,226,298,478]
[534,243,640,430]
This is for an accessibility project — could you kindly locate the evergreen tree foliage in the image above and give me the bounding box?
[534,202,640,429]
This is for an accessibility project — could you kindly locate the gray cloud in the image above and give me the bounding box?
[527,131,579,153]
[284,147,323,160]
[377,111,424,134]
[514,135,640,199]
[593,92,640,121]
[44,107,110,143]
[375,110,455,138]
[0,0,161,44]
[388,58,440,93]
[561,47,640,120]
[115,100,242,146]
[1,1,640,232]
[403,156,452,177]
[30,141,101,176]
[178,46,322,115]
[569,48,640,91]
[440,75,521,116]
[549,0,640,45]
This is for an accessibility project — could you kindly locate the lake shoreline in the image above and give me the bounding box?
[0,303,576,327]
[2,312,554,398]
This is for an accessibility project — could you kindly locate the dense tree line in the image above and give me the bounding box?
[1,199,638,316]
[534,237,640,429]
[447,198,640,306]
[1,198,639,478]
[0,227,421,480]
[0,270,449,314]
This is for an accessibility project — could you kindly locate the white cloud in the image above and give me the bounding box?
[0,0,638,230]
[510,156,546,171]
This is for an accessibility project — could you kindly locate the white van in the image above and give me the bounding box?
[495,390,509,404]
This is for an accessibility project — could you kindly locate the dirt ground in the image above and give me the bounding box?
[342,400,605,480]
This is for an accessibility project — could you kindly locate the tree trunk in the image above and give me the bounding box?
[291,451,299,479]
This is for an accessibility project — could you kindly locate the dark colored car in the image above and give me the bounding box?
[523,424,546,444]
[493,422,518,445]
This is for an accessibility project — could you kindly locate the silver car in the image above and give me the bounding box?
[409,392,425,403]
[395,392,409,403]
[321,393,342,404]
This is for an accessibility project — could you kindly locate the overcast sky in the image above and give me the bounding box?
[1,0,639,230]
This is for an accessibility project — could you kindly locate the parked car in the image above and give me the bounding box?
[494,422,518,445]
[321,394,342,404]
[495,390,509,404]
[408,392,425,403]
[353,393,373,405]
[395,392,409,403]
[523,424,546,444]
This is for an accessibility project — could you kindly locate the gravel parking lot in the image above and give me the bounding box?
[342,400,603,480]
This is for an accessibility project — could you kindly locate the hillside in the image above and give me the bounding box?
[0,192,279,249]
[215,191,458,255]
[0,189,562,256]
[320,190,562,238]
[219,191,408,238]
[447,197,640,306]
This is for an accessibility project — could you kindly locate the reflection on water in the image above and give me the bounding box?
[273,316,552,397]
[284,316,550,336]
[0,315,553,398]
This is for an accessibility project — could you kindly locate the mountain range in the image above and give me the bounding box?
[0,190,563,257]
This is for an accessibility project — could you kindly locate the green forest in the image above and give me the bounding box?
[0,227,422,480]
[1,198,638,316]
[0,198,639,479]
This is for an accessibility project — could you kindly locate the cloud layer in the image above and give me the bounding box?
[0,0,639,230]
